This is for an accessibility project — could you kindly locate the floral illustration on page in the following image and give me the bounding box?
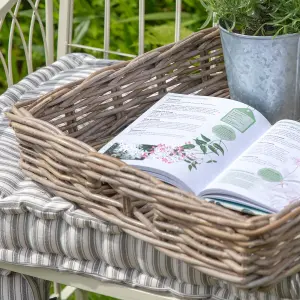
[104,125,237,171]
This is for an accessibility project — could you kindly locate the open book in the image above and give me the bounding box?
[100,93,300,215]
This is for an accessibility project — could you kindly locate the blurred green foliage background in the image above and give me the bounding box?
[1,0,208,298]
[0,0,208,93]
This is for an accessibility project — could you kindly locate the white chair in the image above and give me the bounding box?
[0,0,54,87]
[0,0,183,86]
[0,1,185,299]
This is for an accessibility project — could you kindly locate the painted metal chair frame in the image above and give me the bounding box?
[0,0,185,299]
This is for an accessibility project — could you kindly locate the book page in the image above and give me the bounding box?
[99,93,271,194]
[202,120,300,212]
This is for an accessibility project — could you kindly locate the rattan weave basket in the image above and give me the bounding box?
[6,27,300,290]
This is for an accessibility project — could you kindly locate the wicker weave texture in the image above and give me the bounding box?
[7,27,300,290]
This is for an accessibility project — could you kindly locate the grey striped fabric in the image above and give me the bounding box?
[20,57,122,102]
[0,53,91,111]
[0,53,92,300]
[0,270,50,300]
[0,54,298,300]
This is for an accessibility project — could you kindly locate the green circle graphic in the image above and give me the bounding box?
[212,125,236,141]
[257,168,283,182]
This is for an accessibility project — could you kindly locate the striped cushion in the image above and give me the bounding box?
[0,53,91,111]
[0,53,91,300]
[0,55,297,300]
[0,270,50,300]
[82,57,123,66]
[20,57,121,102]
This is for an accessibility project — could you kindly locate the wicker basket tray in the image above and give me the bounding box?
[6,27,300,290]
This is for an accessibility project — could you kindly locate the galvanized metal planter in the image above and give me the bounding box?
[220,26,300,124]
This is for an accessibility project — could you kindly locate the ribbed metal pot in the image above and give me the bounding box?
[220,26,300,123]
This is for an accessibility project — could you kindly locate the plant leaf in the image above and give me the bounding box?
[188,165,192,171]
[19,10,46,20]
[200,10,213,29]
[208,145,219,155]
[201,134,210,142]
[213,143,224,155]
[182,144,195,149]
[207,160,217,163]
[200,144,207,154]
[182,17,208,27]
[195,138,207,145]
[184,159,191,163]
[73,15,103,23]
[73,20,91,44]
[145,23,193,46]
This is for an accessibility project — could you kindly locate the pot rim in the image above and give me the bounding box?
[219,24,300,40]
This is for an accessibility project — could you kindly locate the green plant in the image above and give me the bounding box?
[0,0,209,94]
[71,0,208,57]
[49,284,118,299]
[200,0,300,35]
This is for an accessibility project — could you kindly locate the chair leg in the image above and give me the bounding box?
[50,282,61,300]
[75,289,88,300]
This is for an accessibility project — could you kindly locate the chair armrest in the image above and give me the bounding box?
[0,0,16,19]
